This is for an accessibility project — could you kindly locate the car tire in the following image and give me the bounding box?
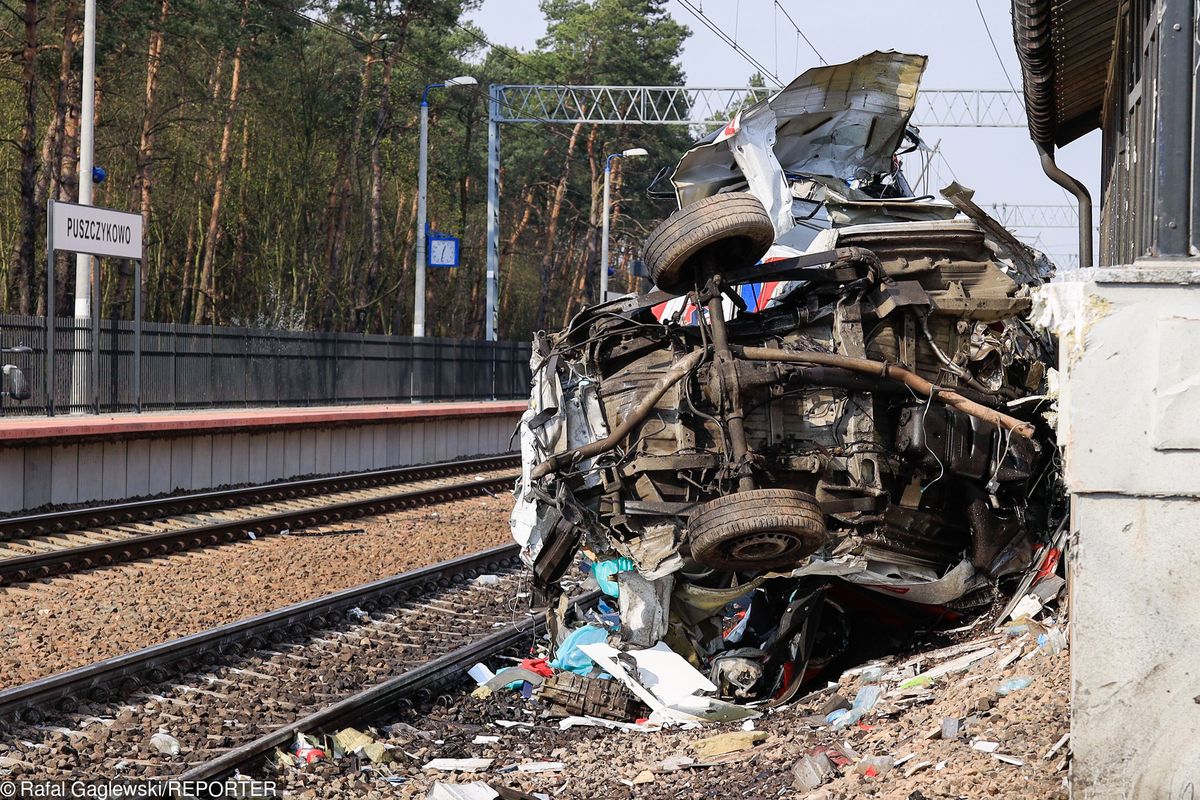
[686,488,827,571]
[643,192,776,294]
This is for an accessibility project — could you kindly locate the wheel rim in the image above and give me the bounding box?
[720,530,807,563]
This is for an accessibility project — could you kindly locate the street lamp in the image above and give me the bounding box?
[413,75,477,337]
[601,147,648,303]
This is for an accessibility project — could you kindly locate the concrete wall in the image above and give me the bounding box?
[1043,265,1200,799]
[0,414,520,514]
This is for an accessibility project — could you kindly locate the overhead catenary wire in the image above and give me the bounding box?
[972,0,1025,107]
[774,1,827,66]
[674,0,784,87]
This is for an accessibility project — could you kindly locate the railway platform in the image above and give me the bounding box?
[0,400,526,513]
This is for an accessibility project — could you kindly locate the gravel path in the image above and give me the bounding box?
[266,613,1070,800]
[0,494,514,688]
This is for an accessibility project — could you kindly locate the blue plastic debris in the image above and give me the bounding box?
[998,676,1034,695]
[549,624,609,675]
[592,557,634,596]
[853,684,884,712]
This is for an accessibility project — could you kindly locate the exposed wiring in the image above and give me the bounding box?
[919,385,946,491]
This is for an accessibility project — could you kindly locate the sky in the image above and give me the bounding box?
[466,0,1101,265]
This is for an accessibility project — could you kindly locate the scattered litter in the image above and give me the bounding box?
[422,758,494,773]
[333,727,391,763]
[468,663,496,686]
[472,735,501,745]
[913,647,997,681]
[993,753,1026,766]
[994,648,1023,671]
[971,740,1000,753]
[660,755,695,771]
[998,676,1034,695]
[904,760,933,777]
[854,755,894,777]
[1044,733,1070,760]
[940,718,960,740]
[691,730,767,759]
[548,624,608,675]
[148,732,180,755]
[289,732,325,764]
[516,761,565,773]
[1039,627,1068,654]
[473,574,502,587]
[556,715,657,733]
[793,752,834,789]
[426,782,499,800]
[1008,594,1044,622]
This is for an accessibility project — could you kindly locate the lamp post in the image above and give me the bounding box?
[413,75,476,337]
[600,147,647,303]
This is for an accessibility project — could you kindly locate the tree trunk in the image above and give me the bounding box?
[133,0,170,309]
[180,50,225,322]
[10,0,40,314]
[497,182,540,334]
[319,43,376,330]
[535,122,583,331]
[359,38,406,330]
[193,8,247,325]
[233,115,251,299]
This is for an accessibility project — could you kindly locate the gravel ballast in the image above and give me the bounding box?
[0,494,513,687]
[263,612,1070,800]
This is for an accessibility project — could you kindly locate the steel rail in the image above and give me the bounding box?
[176,588,600,791]
[176,615,541,789]
[0,463,519,584]
[0,454,520,539]
[0,544,522,722]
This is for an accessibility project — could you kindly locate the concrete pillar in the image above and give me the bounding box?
[1042,264,1200,799]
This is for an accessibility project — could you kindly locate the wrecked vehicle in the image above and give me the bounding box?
[510,52,1062,711]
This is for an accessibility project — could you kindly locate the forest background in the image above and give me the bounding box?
[0,0,710,340]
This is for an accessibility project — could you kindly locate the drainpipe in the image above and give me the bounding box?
[1037,142,1094,267]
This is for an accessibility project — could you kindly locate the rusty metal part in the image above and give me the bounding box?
[735,346,1036,438]
[530,348,706,479]
[704,286,754,493]
[537,670,643,720]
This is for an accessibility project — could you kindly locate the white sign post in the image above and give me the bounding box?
[46,200,145,415]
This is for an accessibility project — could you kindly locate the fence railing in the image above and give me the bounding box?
[0,314,532,417]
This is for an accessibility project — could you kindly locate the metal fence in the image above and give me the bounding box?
[0,314,532,417]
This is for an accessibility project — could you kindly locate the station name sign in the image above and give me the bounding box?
[49,199,143,259]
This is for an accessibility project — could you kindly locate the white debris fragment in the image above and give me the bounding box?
[1044,733,1070,760]
[516,761,565,772]
[971,740,1000,753]
[426,782,499,800]
[422,758,493,773]
[149,732,181,755]
[1008,594,1044,622]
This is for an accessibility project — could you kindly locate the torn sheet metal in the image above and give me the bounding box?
[672,51,927,207]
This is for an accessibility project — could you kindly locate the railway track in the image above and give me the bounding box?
[0,545,572,784]
[0,454,520,584]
